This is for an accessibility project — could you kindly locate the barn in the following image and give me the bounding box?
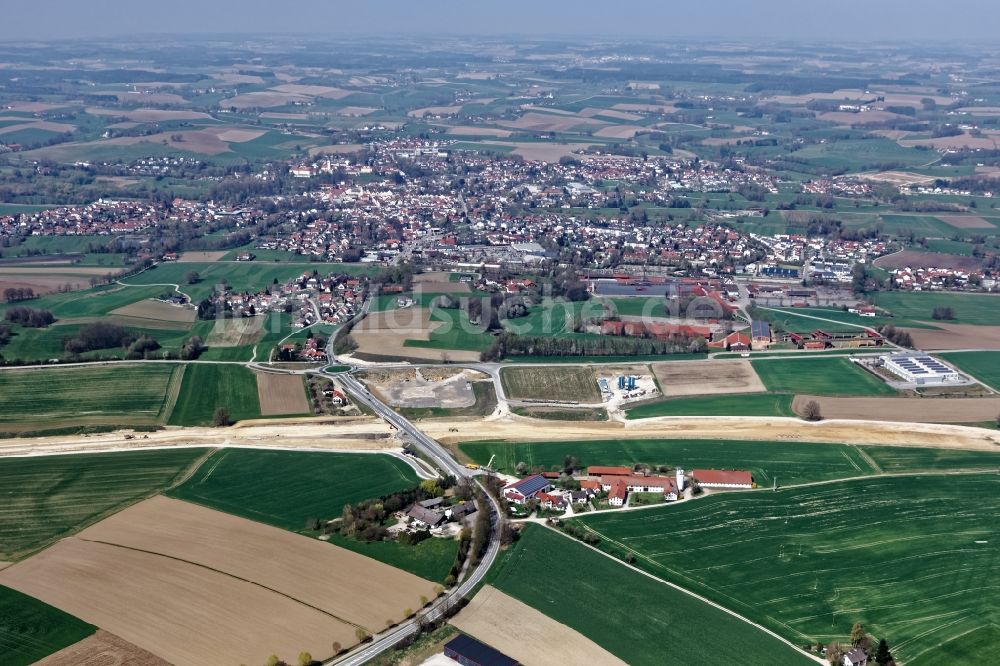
[502,475,551,504]
[692,469,753,489]
[443,634,520,666]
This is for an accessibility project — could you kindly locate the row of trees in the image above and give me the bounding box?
[2,287,36,303]
[481,331,707,361]
[62,322,159,356]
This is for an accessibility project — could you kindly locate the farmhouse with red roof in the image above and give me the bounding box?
[692,469,753,489]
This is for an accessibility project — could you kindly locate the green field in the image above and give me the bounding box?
[940,351,1000,391]
[752,357,896,396]
[869,291,1000,327]
[168,449,421,531]
[500,365,601,402]
[0,585,96,666]
[0,448,208,560]
[166,364,261,426]
[0,364,182,430]
[487,524,812,665]
[403,307,494,352]
[625,392,795,419]
[323,531,459,583]
[574,474,1000,665]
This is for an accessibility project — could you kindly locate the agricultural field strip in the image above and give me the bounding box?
[572,474,1000,663]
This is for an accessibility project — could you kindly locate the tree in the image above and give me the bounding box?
[931,306,955,321]
[184,270,201,285]
[874,638,892,665]
[265,656,282,666]
[826,643,846,666]
[850,622,868,647]
[331,642,342,655]
[212,406,231,427]
[354,627,370,643]
[297,651,312,666]
[803,400,823,422]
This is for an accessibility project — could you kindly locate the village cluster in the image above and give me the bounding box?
[502,465,754,514]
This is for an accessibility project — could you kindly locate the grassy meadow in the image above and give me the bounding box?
[625,392,796,419]
[0,448,209,560]
[751,357,896,396]
[166,364,261,425]
[487,524,813,666]
[574,474,1000,665]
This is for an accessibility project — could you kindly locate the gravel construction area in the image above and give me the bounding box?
[370,368,477,408]
[451,585,627,666]
[651,360,766,397]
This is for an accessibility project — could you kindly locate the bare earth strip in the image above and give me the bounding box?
[0,538,356,666]
[936,215,996,229]
[451,585,627,666]
[651,360,765,397]
[178,250,227,262]
[256,372,310,415]
[35,629,170,666]
[903,322,1000,350]
[792,395,1000,423]
[873,250,984,271]
[448,126,513,137]
[110,299,197,323]
[206,316,265,347]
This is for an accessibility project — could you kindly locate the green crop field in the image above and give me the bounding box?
[625,392,795,419]
[868,291,1000,327]
[500,365,601,402]
[404,307,494,352]
[574,474,1000,665]
[0,364,182,430]
[0,448,208,560]
[0,585,96,666]
[488,524,812,666]
[166,364,261,425]
[168,449,420,531]
[461,438,883,485]
[323,532,459,583]
[752,357,896,396]
[0,284,173,321]
[939,351,1000,391]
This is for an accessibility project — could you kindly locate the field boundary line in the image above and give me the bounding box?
[540,524,825,664]
[165,448,218,491]
[159,364,187,423]
[853,446,883,473]
[76,536,367,631]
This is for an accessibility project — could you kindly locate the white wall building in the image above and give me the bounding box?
[881,353,963,385]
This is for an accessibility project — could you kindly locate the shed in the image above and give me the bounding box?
[443,634,520,666]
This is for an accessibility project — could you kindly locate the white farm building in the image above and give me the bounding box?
[881,353,963,385]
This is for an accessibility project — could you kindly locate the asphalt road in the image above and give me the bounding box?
[327,373,503,666]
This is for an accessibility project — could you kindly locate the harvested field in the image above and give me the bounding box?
[936,215,996,229]
[498,112,607,133]
[594,124,646,139]
[901,134,1000,150]
[902,322,1000,350]
[408,105,463,117]
[270,84,352,98]
[206,316,265,347]
[256,372,309,416]
[452,586,626,666]
[651,360,765,397]
[501,366,602,403]
[212,127,267,143]
[177,250,227,262]
[862,170,936,186]
[0,121,75,136]
[792,394,1000,423]
[0,275,90,295]
[448,126,513,137]
[479,141,594,162]
[336,106,378,116]
[0,496,438,665]
[352,307,481,362]
[612,102,676,113]
[35,630,170,666]
[86,107,211,122]
[214,72,265,85]
[413,281,472,294]
[260,112,310,119]
[308,143,365,156]
[222,91,310,109]
[579,107,643,122]
[817,110,908,124]
[110,298,196,324]
[873,250,984,270]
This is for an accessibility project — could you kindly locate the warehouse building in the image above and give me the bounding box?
[444,634,520,666]
[881,353,963,385]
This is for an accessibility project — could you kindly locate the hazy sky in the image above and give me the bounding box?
[2,0,997,42]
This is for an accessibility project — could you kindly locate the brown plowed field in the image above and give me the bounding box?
[903,322,1000,350]
[651,360,765,397]
[110,298,196,323]
[256,372,309,415]
[452,585,627,666]
[0,496,438,665]
[873,250,984,271]
[352,307,480,362]
[936,215,996,229]
[792,394,1000,423]
[178,250,227,262]
[35,630,170,666]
